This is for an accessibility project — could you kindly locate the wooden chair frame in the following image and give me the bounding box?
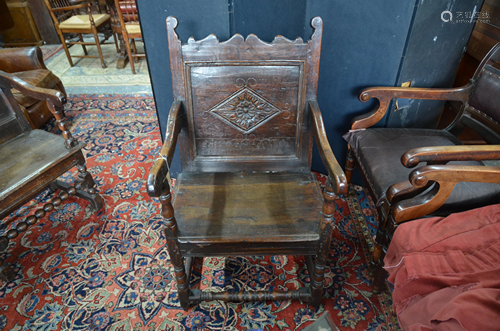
[147,16,347,309]
[44,0,118,69]
[345,43,500,293]
[112,0,145,74]
[0,71,103,281]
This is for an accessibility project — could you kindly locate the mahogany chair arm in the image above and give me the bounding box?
[402,145,500,167]
[0,46,47,73]
[390,164,500,223]
[309,100,348,195]
[0,71,65,107]
[351,84,474,130]
[147,101,184,198]
[0,70,77,148]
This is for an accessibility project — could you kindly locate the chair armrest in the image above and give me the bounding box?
[391,164,500,223]
[402,145,500,167]
[309,100,348,195]
[0,71,65,107]
[351,84,473,130]
[0,47,47,73]
[0,70,77,148]
[147,101,184,197]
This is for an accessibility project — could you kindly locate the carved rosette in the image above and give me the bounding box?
[209,87,282,134]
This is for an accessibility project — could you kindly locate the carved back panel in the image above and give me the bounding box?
[166,16,323,173]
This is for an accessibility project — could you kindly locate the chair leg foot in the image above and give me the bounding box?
[345,147,355,184]
[72,161,104,211]
[372,261,387,294]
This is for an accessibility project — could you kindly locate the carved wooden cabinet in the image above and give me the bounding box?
[0,0,43,47]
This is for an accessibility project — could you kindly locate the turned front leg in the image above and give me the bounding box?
[160,189,190,310]
[310,180,337,308]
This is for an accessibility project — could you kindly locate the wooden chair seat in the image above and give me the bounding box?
[173,172,323,247]
[0,130,84,201]
[59,14,110,30]
[125,24,140,35]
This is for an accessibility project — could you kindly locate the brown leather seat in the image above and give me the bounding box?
[345,128,500,214]
[0,47,66,129]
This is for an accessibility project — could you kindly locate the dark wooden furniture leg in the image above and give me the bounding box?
[159,182,190,310]
[310,181,337,307]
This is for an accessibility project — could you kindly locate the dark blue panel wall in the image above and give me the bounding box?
[233,0,307,42]
[304,1,416,175]
[387,0,483,129]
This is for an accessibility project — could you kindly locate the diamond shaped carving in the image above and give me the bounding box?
[209,88,282,133]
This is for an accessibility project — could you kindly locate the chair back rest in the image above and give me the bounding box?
[0,76,32,145]
[115,0,138,23]
[167,16,323,173]
[466,43,500,143]
[44,0,79,23]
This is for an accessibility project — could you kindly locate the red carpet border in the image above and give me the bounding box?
[0,94,399,331]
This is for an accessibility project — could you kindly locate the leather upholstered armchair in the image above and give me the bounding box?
[344,43,500,293]
[0,47,66,129]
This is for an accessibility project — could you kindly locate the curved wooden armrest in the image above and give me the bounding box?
[309,100,348,195]
[402,145,500,167]
[0,71,65,107]
[147,101,184,197]
[351,84,473,130]
[391,164,500,223]
[0,47,47,73]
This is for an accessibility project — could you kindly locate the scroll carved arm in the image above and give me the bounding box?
[309,100,348,195]
[390,164,500,223]
[351,83,473,130]
[147,101,184,198]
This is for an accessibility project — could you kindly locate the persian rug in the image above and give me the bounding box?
[0,94,399,331]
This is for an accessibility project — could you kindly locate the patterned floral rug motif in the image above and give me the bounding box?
[0,95,399,330]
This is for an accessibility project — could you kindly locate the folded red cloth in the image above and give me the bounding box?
[384,204,500,331]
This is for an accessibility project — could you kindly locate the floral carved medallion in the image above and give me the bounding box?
[209,85,282,133]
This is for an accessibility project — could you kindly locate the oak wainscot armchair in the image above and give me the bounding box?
[147,16,347,309]
[344,43,500,293]
[0,71,103,281]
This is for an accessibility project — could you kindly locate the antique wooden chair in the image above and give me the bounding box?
[112,0,144,74]
[344,43,500,293]
[147,16,347,309]
[44,0,117,69]
[0,71,103,282]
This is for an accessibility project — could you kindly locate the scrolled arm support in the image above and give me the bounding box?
[352,83,474,130]
[402,145,500,168]
[147,101,184,198]
[0,71,65,107]
[390,164,500,223]
[309,100,348,195]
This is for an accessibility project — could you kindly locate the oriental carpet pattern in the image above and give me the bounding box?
[0,95,399,331]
